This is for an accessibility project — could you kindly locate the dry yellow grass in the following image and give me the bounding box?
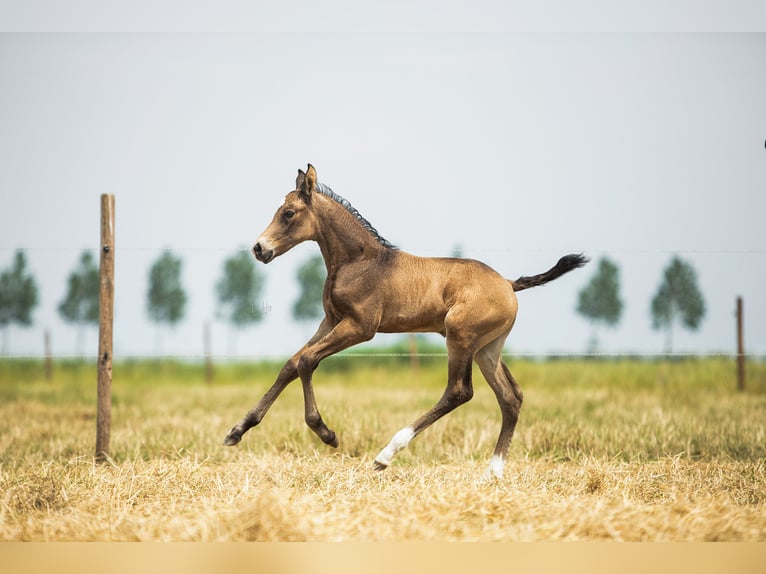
[1,359,765,541]
[2,453,764,541]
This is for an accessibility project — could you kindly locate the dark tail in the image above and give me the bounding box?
[511,253,589,292]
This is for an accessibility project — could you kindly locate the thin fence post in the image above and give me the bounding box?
[204,321,214,384]
[408,333,420,377]
[736,296,745,392]
[96,194,115,462]
[44,329,53,382]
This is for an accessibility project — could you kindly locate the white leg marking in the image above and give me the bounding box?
[484,455,505,480]
[374,426,415,467]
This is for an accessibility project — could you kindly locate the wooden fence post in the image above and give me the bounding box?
[409,333,420,377]
[44,329,53,382]
[736,296,745,392]
[96,194,115,462]
[204,321,214,384]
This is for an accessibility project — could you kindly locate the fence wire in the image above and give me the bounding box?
[1,351,762,361]
[3,246,766,255]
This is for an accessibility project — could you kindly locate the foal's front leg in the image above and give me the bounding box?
[296,318,374,447]
[222,358,297,446]
[223,318,334,447]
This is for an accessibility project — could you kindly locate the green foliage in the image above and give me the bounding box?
[325,335,448,372]
[216,250,265,328]
[292,255,326,321]
[576,257,623,351]
[0,250,39,328]
[0,251,39,353]
[58,251,99,326]
[146,250,187,327]
[651,256,706,352]
[577,258,623,326]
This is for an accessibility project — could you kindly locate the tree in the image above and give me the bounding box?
[293,254,326,321]
[650,256,706,353]
[216,249,266,353]
[58,250,99,355]
[0,250,39,354]
[576,257,623,353]
[147,251,187,352]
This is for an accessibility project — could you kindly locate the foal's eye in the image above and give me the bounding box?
[284,209,295,220]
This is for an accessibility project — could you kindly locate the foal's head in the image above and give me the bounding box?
[253,164,321,264]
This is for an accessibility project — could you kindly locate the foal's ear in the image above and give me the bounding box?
[296,169,306,190]
[299,163,317,200]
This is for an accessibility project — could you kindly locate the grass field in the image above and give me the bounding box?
[1,357,765,541]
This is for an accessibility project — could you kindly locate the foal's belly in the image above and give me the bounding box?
[377,302,448,335]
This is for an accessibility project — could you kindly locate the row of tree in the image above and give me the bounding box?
[0,249,326,355]
[576,256,706,353]
[0,248,705,355]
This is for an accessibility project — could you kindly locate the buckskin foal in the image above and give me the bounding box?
[224,164,587,478]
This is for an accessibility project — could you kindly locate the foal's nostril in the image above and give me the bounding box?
[253,240,274,263]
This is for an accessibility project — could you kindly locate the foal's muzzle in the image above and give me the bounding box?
[253,241,274,264]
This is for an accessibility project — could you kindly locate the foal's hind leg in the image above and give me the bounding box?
[475,333,523,479]
[373,339,475,470]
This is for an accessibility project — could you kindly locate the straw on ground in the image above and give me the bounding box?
[1,359,764,541]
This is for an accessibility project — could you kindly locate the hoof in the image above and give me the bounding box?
[373,461,388,472]
[223,428,242,446]
[325,432,339,448]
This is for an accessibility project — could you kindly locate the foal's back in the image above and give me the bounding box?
[375,251,518,336]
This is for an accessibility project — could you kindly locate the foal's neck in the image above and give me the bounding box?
[313,197,387,274]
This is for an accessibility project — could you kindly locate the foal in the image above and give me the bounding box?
[224,164,587,478]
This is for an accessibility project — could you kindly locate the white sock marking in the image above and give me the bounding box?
[374,426,415,467]
[485,455,505,480]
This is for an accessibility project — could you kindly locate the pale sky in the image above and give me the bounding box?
[1,7,765,359]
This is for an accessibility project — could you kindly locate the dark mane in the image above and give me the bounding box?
[316,182,397,250]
